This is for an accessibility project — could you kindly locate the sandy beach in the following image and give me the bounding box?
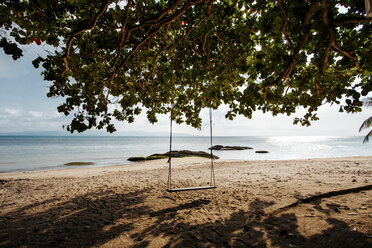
[0,156,371,247]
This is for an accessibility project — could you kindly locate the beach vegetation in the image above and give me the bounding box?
[1,0,371,133]
[359,97,372,143]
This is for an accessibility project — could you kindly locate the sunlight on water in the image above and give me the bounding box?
[267,136,340,144]
[0,136,370,173]
[265,136,337,159]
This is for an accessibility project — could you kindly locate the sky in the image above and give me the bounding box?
[0,44,371,137]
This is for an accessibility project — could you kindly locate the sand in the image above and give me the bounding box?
[0,156,371,248]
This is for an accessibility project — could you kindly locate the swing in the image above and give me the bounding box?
[166,108,216,192]
[165,51,216,192]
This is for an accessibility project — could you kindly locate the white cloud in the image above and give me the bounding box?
[0,108,67,133]
[28,111,43,118]
[4,108,20,116]
[50,111,63,119]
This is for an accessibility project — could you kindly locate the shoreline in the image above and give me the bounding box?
[1,155,372,177]
[1,156,371,247]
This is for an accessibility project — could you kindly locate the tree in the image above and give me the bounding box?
[1,0,371,133]
[359,97,372,143]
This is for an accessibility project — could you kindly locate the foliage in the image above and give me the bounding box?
[359,97,372,143]
[1,0,371,133]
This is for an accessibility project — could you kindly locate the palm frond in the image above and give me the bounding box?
[359,116,372,132]
[363,97,372,108]
[363,130,372,143]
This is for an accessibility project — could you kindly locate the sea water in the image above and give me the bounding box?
[0,136,371,173]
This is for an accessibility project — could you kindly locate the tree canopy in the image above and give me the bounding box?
[1,0,371,133]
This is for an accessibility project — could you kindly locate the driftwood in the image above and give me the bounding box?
[270,184,372,216]
[128,150,219,162]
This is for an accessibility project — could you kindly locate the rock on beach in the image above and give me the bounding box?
[128,150,218,162]
[209,145,253,150]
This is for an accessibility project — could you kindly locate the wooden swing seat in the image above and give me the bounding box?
[166,185,216,192]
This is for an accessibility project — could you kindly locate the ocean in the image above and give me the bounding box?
[0,136,371,173]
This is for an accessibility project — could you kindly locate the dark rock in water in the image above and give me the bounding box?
[165,150,219,159]
[128,150,218,162]
[64,162,94,166]
[255,150,269,154]
[209,145,253,150]
[127,157,146,161]
[210,145,224,150]
[146,155,168,160]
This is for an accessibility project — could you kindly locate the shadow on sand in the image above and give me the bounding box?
[0,189,148,247]
[0,187,370,248]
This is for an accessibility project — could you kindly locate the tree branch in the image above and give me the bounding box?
[113,0,205,77]
[60,0,111,80]
[263,0,320,92]
[221,0,239,20]
[321,0,359,67]
[166,8,211,55]
[278,0,294,51]
[29,0,47,17]
[215,32,230,62]
[202,33,209,62]
[107,0,133,88]
[141,24,171,88]
[314,43,331,96]
[127,0,199,33]
[333,17,372,26]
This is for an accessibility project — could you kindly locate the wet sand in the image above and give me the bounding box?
[0,156,371,247]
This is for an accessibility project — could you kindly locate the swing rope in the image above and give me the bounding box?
[166,51,216,192]
[166,101,216,191]
[167,106,216,192]
[209,107,216,187]
[167,54,175,191]
[167,103,173,190]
